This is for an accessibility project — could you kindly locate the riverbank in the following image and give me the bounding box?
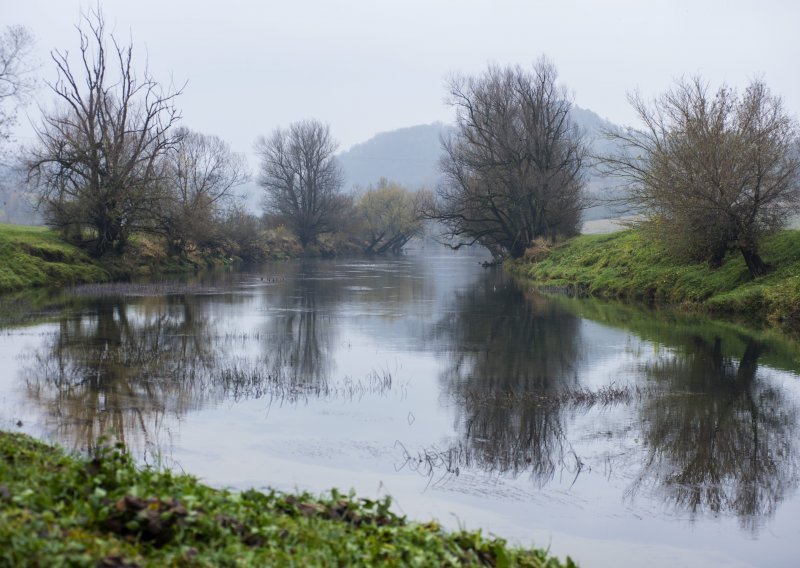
[506,229,800,331]
[0,223,363,295]
[0,431,573,567]
[0,223,243,294]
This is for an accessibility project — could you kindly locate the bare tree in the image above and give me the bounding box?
[157,127,249,254]
[0,25,36,143]
[26,8,182,255]
[431,59,589,260]
[255,119,345,247]
[600,77,800,277]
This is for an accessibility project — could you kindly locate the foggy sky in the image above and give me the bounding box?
[4,0,799,156]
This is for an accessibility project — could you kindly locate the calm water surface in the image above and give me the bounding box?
[1,247,799,567]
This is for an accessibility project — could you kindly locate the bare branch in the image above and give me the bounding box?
[429,59,589,260]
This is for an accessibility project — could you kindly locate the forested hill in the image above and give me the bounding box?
[337,107,622,213]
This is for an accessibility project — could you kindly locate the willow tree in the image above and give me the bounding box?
[357,179,429,254]
[600,77,800,278]
[431,59,588,260]
[26,8,183,255]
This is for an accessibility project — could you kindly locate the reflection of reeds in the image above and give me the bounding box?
[394,438,585,490]
[458,384,676,410]
[217,361,400,405]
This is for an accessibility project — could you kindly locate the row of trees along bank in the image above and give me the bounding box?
[3,8,799,275]
[425,60,800,279]
[2,10,427,261]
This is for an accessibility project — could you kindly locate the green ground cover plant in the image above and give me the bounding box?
[0,432,574,567]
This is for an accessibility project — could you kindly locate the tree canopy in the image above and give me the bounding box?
[255,119,346,247]
[26,8,183,255]
[431,59,589,260]
[600,77,800,277]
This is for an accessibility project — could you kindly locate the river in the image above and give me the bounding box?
[1,246,799,567]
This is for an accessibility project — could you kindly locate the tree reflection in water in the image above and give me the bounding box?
[261,261,340,387]
[15,260,800,532]
[19,264,409,460]
[418,273,799,531]
[631,334,799,531]
[22,295,220,458]
[432,271,585,486]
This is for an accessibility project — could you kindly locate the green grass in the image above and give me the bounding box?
[0,432,574,567]
[0,224,240,294]
[506,229,800,331]
[0,223,111,293]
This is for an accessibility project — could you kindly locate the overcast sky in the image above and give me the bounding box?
[5,0,799,156]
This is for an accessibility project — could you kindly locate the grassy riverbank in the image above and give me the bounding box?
[0,223,112,293]
[0,223,369,295]
[506,229,800,330]
[0,223,231,294]
[0,432,573,567]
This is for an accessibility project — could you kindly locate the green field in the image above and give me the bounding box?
[0,431,574,567]
[506,229,800,332]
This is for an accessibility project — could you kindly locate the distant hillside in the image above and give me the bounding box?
[337,123,452,191]
[336,108,624,220]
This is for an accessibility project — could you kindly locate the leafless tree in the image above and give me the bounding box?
[431,59,589,260]
[0,25,36,143]
[255,119,345,247]
[600,77,800,277]
[157,127,249,254]
[26,8,183,255]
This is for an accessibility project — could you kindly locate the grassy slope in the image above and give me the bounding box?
[0,432,574,567]
[0,223,111,293]
[0,223,243,294]
[506,229,800,330]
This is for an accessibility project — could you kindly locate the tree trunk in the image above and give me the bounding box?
[739,245,770,278]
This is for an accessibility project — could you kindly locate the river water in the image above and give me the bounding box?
[1,247,799,567]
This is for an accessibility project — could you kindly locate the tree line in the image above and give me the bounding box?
[0,10,426,260]
[2,8,799,276]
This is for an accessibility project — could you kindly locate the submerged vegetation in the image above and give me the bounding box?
[506,228,800,331]
[0,431,574,567]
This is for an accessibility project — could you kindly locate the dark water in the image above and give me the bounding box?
[1,248,799,567]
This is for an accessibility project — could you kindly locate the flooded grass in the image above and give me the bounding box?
[457,383,675,410]
[218,361,400,404]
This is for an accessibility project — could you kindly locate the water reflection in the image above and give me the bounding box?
[261,261,341,386]
[22,296,219,456]
[631,334,799,531]
[6,254,800,540]
[434,271,584,485]
[412,272,800,530]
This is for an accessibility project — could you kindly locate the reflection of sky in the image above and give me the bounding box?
[1,248,800,568]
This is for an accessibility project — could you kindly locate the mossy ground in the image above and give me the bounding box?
[0,432,573,567]
[506,229,800,331]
